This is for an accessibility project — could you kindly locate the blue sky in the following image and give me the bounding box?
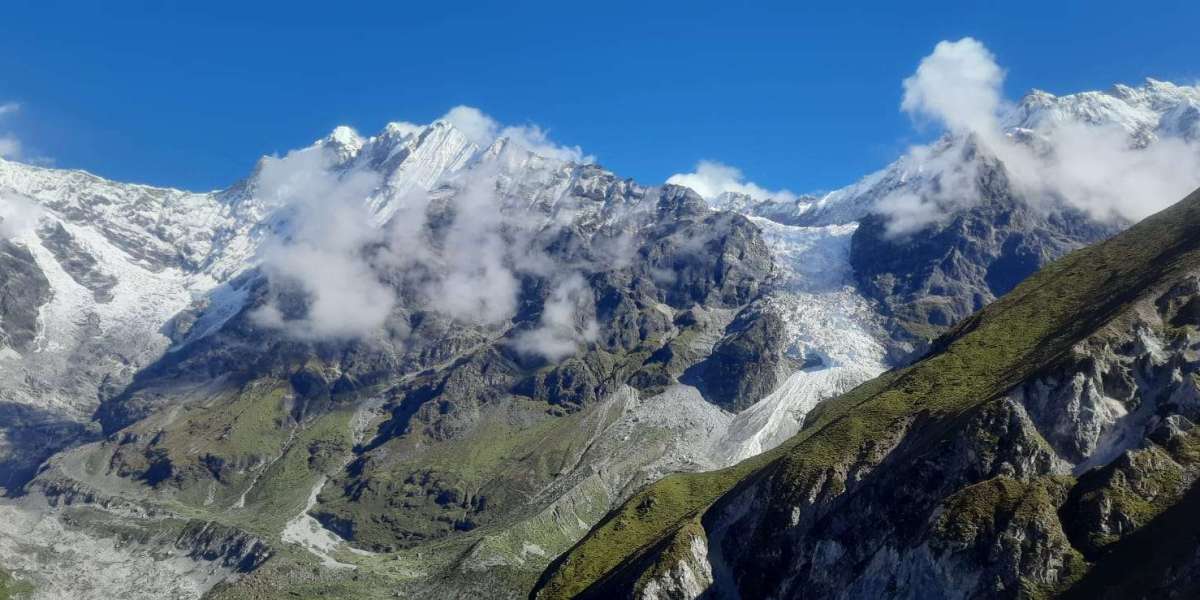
[0,0,1196,192]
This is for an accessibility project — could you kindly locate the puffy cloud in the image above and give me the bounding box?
[249,145,395,340]
[0,136,19,160]
[511,273,599,361]
[500,124,591,163]
[441,105,591,163]
[667,160,795,203]
[877,37,1200,236]
[0,193,43,239]
[422,162,523,325]
[249,107,600,360]
[442,105,497,147]
[1032,122,1200,221]
[901,38,1005,138]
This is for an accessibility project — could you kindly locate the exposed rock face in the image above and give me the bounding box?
[37,222,119,303]
[300,185,777,551]
[691,396,1083,600]
[849,150,1118,360]
[636,525,714,600]
[0,239,50,353]
[176,520,272,572]
[0,495,242,600]
[684,304,797,411]
[0,403,90,494]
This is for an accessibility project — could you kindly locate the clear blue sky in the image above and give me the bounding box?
[1,1,1196,192]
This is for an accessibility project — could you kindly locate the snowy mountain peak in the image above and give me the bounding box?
[381,120,422,139]
[1005,78,1200,140]
[318,126,365,164]
[366,118,479,196]
[324,125,363,150]
[684,79,1200,236]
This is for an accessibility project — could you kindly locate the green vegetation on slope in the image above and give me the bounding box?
[534,187,1200,599]
[0,568,31,600]
[1061,477,1200,599]
[1061,421,1200,556]
[74,379,356,538]
[934,475,1089,597]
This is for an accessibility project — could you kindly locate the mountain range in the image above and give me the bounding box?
[0,78,1197,599]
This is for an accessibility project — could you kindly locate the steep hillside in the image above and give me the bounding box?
[534,185,1200,599]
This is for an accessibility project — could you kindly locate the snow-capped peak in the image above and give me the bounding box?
[1003,78,1200,142]
[716,78,1200,230]
[324,125,363,150]
[381,120,423,139]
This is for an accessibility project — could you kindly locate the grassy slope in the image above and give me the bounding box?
[69,379,357,538]
[533,187,1200,599]
[205,390,651,599]
[0,568,31,600]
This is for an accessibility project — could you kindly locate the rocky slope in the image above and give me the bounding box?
[847,139,1119,359]
[533,185,1200,599]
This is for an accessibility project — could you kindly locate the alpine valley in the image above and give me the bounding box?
[0,77,1199,600]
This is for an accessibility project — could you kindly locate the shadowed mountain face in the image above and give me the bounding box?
[534,186,1200,600]
[0,239,50,354]
[849,151,1120,361]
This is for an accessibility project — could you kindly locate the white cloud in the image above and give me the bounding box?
[1034,122,1200,221]
[0,102,22,159]
[876,37,1200,236]
[511,273,599,361]
[442,105,497,147]
[249,145,395,340]
[0,135,19,159]
[499,124,591,163]
[901,38,1006,138]
[667,160,795,203]
[249,107,600,360]
[382,120,422,138]
[0,193,43,239]
[422,162,523,325]
[441,105,590,163]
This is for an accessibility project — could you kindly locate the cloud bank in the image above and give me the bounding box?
[901,38,1005,137]
[443,105,593,163]
[0,193,42,240]
[249,145,394,340]
[879,37,1200,236]
[667,160,795,203]
[250,107,602,360]
[511,273,600,361]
